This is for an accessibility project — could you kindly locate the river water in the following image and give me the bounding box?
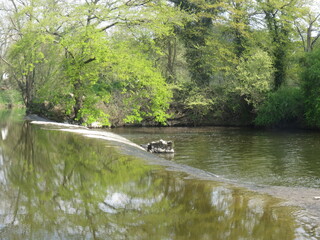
[0,110,320,239]
[111,127,320,188]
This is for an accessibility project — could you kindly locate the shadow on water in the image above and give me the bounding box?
[0,111,319,239]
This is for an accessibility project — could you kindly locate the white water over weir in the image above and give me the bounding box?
[34,122,144,150]
[27,115,144,149]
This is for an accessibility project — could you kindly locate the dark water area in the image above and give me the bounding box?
[0,111,319,239]
[111,127,320,188]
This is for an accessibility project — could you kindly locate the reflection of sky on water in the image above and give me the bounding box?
[0,153,5,185]
[99,191,164,214]
[1,127,8,140]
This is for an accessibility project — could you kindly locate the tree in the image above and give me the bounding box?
[2,0,186,125]
[171,0,219,87]
[257,0,303,89]
[235,48,274,109]
[295,7,320,52]
[7,31,57,108]
[226,0,256,58]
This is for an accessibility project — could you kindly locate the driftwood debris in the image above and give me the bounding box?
[141,139,174,153]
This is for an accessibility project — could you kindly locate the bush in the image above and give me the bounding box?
[235,48,274,110]
[302,48,320,127]
[254,87,304,127]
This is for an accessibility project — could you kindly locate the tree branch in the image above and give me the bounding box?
[294,22,306,51]
[310,13,320,26]
[0,55,13,68]
[99,22,118,31]
[84,57,96,64]
[311,32,320,47]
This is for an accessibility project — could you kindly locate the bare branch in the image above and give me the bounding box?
[279,0,295,10]
[294,21,306,51]
[9,0,19,13]
[99,22,118,31]
[0,56,13,68]
[311,32,320,47]
[310,13,320,26]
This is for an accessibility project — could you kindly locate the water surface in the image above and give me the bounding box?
[0,111,319,239]
[111,127,320,188]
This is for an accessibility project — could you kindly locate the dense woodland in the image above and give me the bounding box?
[0,0,320,128]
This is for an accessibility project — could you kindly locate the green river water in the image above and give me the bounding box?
[0,110,319,239]
[111,127,320,188]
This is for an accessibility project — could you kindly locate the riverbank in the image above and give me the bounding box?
[28,108,310,131]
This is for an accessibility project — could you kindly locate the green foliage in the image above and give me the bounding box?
[8,31,53,73]
[302,48,320,127]
[74,86,110,126]
[257,0,303,89]
[7,24,62,108]
[59,26,111,124]
[107,40,172,125]
[0,90,24,106]
[1,0,317,127]
[184,86,214,124]
[172,0,218,86]
[254,87,304,127]
[2,0,186,126]
[235,49,274,109]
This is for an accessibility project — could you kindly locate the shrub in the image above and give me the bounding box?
[301,48,320,128]
[254,87,304,127]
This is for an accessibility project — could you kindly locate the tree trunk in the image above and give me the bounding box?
[73,81,84,123]
[265,11,287,90]
[73,96,83,123]
[166,37,177,83]
[25,68,35,108]
[306,26,312,52]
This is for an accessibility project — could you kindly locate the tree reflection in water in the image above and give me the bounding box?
[0,112,306,240]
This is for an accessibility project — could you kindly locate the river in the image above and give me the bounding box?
[111,127,320,188]
[0,110,319,239]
